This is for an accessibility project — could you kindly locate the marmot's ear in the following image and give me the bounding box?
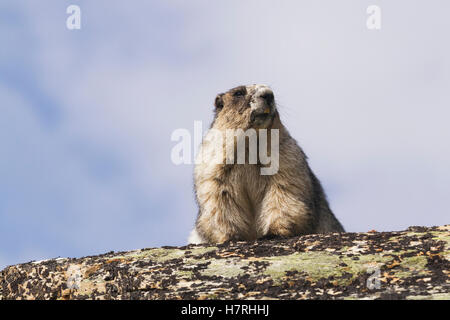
[214,93,224,110]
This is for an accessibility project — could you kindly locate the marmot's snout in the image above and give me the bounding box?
[249,85,276,126]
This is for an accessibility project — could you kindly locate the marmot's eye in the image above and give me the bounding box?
[233,90,245,97]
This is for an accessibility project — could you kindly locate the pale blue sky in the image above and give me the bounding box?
[1,1,449,269]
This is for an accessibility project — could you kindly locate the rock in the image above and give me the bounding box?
[1,225,449,300]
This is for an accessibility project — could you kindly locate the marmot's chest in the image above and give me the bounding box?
[227,164,268,211]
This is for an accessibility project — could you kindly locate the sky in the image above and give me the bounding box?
[0,1,449,269]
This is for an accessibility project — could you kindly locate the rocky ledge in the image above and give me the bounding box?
[1,225,449,300]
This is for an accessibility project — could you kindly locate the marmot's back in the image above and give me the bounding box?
[189,85,344,244]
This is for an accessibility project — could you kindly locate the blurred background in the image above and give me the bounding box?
[1,1,449,269]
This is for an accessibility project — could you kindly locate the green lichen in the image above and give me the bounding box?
[200,258,248,278]
[394,255,429,278]
[115,246,218,264]
[263,252,394,286]
[389,249,417,256]
[407,292,450,300]
[334,254,393,285]
[175,270,194,278]
[340,253,394,276]
[113,248,185,262]
[343,294,380,300]
[430,231,450,250]
[264,252,341,282]
[187,246,218,256]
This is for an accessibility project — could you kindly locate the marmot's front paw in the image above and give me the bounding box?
[258,234,284,241]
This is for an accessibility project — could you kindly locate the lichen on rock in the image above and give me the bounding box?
[1,225,449,300]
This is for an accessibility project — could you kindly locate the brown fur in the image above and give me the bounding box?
[189,85,344,244]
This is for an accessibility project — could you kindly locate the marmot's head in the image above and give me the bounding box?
[212,84,278,130]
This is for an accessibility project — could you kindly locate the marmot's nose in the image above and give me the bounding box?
[261,92,274,105]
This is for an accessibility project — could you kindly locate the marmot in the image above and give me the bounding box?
[189,84,344,244]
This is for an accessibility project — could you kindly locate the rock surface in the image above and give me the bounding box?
[1,225,449,300]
